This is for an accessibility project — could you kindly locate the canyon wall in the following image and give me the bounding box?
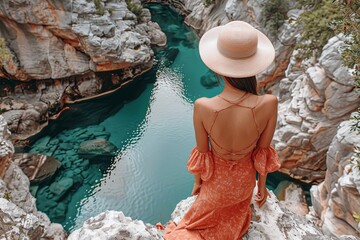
[311,115,360,238]
[274,35,359,183]
[0,0,165,80]
[0,0,166,143]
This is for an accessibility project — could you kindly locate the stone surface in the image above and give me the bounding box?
[0,0,166,81]
[311,115,360,238]
[274,35,360,183]
[67,211,163,240]
[274,181,309,217]
[11,153,61,183]
[0,116,66,239]
[78,138,117,160]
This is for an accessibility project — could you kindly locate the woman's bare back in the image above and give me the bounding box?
[194,93,278,160]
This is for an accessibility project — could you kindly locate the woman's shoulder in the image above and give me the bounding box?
[194,97,218,112]
[258,94,278,106]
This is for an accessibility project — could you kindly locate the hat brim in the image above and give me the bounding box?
[199,25,275,78]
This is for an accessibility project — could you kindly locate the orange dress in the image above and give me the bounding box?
[164,95,281,240]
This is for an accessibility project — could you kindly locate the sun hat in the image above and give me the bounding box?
[199,21,275,78]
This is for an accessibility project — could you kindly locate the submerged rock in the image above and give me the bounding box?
[78,138,117,160]
[11,153,61,184]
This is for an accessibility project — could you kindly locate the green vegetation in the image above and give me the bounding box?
[335,0,359,88]
[0,38,11,66]
[295,0,342,60]
[204,0,214,7]
[94,0,105,15]
[4,191,11,201]
[354,212,360,222]
[0,108,8,114]
[262,0,289,37]
[125,0,143,17]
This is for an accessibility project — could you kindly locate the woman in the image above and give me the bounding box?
[164,21,281,240]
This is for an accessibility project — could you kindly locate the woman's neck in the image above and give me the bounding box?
[221,79,246,97]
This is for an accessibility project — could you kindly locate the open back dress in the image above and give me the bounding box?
[163,94,281,240]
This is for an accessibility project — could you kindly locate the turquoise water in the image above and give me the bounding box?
[29,3,311,232]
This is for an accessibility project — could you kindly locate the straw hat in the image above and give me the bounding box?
[199,21,275,78]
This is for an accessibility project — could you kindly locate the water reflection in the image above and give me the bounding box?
[73,65,195,228]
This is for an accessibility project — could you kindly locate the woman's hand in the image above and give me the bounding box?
[255,183,270,207]
[191,182,201,195]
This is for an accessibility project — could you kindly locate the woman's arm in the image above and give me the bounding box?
[191,98,210,195]
[255,95,278,206]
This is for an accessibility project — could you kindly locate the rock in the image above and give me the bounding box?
[275,181,309,217]
[78,138,117,160]
[67,211,163,240]
[311,115,360,238]
[319,35,354,86]
[161,47,179,67]
[0,0,164,81]
[200,71,219,89]
[274,35,359,183]
[11,153,61,183]
[0,117,65,238]
[0,161,66,239]
[49,178,74,201]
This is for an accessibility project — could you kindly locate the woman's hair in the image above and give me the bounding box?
[223,76,258,95]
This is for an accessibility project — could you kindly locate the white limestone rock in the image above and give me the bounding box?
[319,35,354,86]
[311,115,360,238]
[0,116,14,160]
[67,211,163,240]
[274,35,359,183]
[0,116,66,239]
[0,0,166,81]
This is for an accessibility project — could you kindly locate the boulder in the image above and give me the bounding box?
[78,138,117,160]
[11,153,61,184]
[49,177,74,201]
[274,181,309,217]
[311,115,360,238]
[67,211,163,240]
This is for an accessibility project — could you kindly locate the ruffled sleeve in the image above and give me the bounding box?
[186,147,214,181]
[252,145,281,176]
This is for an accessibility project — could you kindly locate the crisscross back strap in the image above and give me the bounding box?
[208,93,261,156]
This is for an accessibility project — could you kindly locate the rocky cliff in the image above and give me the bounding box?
[67,189,349,240]
[274,35,359,183]
[0,0,166,143]
[0,115,66,239]
[311,115,360,238]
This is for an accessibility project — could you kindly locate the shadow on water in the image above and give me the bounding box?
[44,69,157,136]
